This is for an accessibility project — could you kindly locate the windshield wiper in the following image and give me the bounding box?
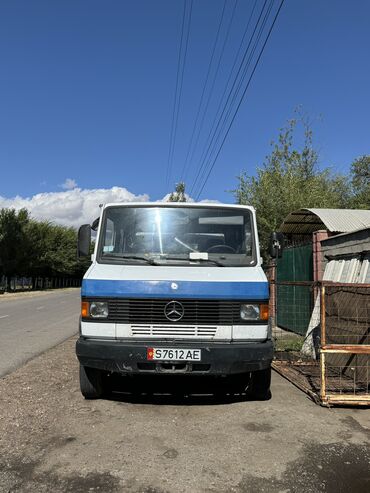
[102,254,160,265]
[103,254,225,266]
[163,256,225,267]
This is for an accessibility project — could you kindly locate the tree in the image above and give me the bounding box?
[0,208,91,287]
[26,220,87,278]
[231,117,351,254]
[350,155,370,208]
[168,182,187,202]
[0,208,30,281]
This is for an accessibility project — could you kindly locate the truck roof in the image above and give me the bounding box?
[102,202,255,212]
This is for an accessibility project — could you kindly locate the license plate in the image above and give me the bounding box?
[147,348,201,361]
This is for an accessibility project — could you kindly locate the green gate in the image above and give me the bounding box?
[276,243,313,335]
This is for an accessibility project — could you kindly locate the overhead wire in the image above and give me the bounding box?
[165,0,187,190]
[183,0,240,185]
[189,0,259,195]
[193,0,274,197]
[165,0,193,191]
[179,0,232,183]
[195,0,285,200]
[182,0,241,184]
[189,0,269,197]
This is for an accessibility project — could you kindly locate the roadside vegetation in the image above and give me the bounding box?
[170,114,369,256]
[0,208,90,289]
[274,334,304,353]
[231,113,370,254]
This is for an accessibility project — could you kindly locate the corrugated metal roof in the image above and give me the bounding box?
[279,208,370,235]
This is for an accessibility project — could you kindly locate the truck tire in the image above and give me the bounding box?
[247,366,271,401]
[79,365,103,399]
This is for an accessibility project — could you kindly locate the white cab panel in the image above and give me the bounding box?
[81,321,115,338]
[84,263,267,284]
[232,325,268,341]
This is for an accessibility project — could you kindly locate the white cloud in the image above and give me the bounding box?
[199,198,220,203]
[0,186,149,228]
[0,186,220,229]
[60,178,77,190]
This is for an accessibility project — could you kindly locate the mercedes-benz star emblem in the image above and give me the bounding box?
[164,301,184,322]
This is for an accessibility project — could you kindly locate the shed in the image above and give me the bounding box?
[278,208,370,283]
[273,208,370,335]
[280,208,370,241]
[321,227,370,283]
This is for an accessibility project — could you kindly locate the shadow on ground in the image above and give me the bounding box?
[238,442,370,493]
[102,373,271,405]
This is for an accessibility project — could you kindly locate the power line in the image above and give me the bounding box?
[189,0,264,196]
[193,0,274,197]
[197,0,284,198]
[165,0,187,190]
[169,0,193,188]
[183,0,241,185]
[191,0,272,197]
[195,0,285,200]
[165,0,193,191]
[179,0,232,183]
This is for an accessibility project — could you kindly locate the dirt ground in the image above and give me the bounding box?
[0,337,369,493]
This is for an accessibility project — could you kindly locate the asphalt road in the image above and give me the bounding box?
[0,289,80,377]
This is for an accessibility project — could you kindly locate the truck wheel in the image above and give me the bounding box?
[79,365,103,399]
[247,366,271,401]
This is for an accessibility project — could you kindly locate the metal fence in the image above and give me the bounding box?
[0,276,81,293]
[272,281,370,407]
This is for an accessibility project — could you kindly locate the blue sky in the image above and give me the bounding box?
[0,0,369,216]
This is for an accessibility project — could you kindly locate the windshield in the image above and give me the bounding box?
[98,206,256,267]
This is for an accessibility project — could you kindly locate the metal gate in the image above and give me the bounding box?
[273,282,370,407]
[276,243,313,335]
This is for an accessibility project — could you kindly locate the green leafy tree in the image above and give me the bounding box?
[231,117,351,255]
[0,208,91,287]
[350,155,370,208]
[169,182,187,202]
[0,208,30,281]
[26,220,84,277]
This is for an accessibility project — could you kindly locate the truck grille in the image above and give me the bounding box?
[131,325,217,338]
[107,299,242,325]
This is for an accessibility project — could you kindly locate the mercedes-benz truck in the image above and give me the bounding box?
[76,202,272,399]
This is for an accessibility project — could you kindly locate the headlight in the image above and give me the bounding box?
[89,301,109,319]
[240,304,260,320]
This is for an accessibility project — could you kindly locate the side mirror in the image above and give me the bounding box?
[269,232,284,258]
[77,224,91,257]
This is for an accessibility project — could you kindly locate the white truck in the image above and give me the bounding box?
[76,202,273,399]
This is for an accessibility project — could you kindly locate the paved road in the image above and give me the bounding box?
[0,289,80,377]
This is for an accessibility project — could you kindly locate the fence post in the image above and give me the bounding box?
[320,283,326,401]
[270,261,277,327]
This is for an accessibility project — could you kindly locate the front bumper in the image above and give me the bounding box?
[75,337,273,375]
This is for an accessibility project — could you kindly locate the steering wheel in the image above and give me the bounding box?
[207,244,236,253]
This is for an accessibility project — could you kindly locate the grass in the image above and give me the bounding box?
[274,336,304,352]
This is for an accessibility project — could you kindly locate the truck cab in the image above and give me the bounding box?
[76,202,272,399]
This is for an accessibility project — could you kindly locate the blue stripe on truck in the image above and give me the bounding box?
[82,279,269,300]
